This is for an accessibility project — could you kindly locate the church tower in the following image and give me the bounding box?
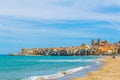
[92,39,95,46]
[98,38,101,45]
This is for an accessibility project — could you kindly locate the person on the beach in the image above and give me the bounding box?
[112,55,116,59]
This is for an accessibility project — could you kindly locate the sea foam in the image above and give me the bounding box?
[37,59,93,62]
[25,66,90,80]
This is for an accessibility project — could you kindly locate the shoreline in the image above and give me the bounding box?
[31,66,90,80]
[27,56,102,80]
[71,56,120,80]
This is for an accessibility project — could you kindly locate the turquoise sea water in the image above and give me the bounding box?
[0,56,101,80]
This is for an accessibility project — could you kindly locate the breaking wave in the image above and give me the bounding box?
[37,59,93,62]
[24,66,90,80]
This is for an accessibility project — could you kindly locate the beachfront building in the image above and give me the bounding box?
[18,39,119,56]
[91,39,118,55]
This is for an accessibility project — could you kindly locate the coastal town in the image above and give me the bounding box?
[15,39,120,56]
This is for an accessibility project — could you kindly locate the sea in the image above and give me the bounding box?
[0,56,102,80]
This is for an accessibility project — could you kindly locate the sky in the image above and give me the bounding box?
[0,0,120,54]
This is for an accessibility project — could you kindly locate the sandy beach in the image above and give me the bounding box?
[71,56,120,80]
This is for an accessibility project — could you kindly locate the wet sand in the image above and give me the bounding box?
[71,56,120,80]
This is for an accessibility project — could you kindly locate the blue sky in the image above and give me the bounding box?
[0,0,120,54]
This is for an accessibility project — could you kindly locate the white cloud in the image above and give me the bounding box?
[0,22,107,39]
[0,0,120,22]
[0,0,120,54]
[0,0,119,42]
